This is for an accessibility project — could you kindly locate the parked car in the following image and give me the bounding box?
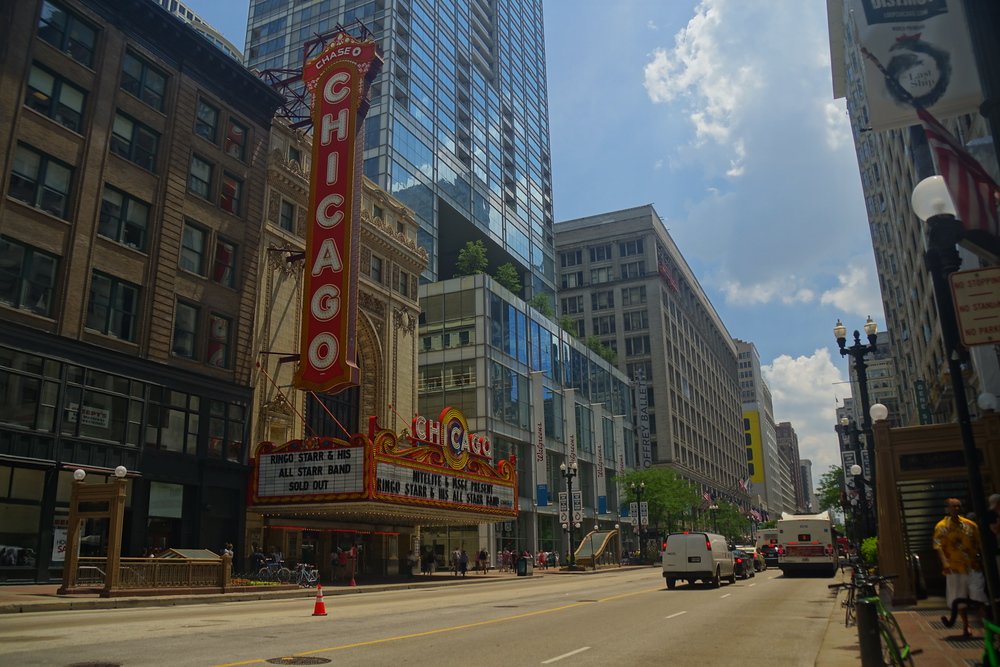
[760,543,783,567]
[732,549,755,580]
[735,544,766,572]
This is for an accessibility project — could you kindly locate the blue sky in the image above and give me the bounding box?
[186,0,882,490]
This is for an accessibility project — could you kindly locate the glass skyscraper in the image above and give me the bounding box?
[244,0,556,299]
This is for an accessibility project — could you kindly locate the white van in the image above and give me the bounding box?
[662,532,735,589]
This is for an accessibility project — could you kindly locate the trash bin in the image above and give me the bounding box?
[516,556,533,577]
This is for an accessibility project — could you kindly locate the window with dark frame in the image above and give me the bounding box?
[0,237,58,317]
[110,113,159,171]
[371,255,382,283]
[8,144,73,219]
[224,119,248,160]
[98,186,148,251]
[279,199,295,232]
[120,50,166,111]
[37,0,97,68]
[25,63,86,132]
[212,238,236,288]
[194,99,219,142]
[188,154,212,199]
[219,173,242,215]
[180,222,207,275]
[206,313,231,369]
[86,272,138,341]
[171,301,198,359]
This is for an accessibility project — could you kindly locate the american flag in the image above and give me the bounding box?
[737,477,750,493]
[917,107,1000,238]
[750,509,761,521]
[702,491,712,503]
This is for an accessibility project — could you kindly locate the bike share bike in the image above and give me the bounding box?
[829,556,921,666]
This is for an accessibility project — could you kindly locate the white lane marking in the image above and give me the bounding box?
[749,583,756,587]
[720,593,731,598]
[666,611,687,619]
[542,647,591,664]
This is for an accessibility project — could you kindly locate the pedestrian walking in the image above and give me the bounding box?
[933,497,987,638]
[459,549,469,577]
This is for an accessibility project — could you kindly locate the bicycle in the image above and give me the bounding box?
[257,560,292,583]
[830,569,918,665]
[292,563,319,587]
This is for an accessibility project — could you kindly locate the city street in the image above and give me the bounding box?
[0,569,836,666]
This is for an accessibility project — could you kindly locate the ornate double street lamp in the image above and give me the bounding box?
[560,462,579,568]
[912,175,1000,620]
[834,316,879,529]
[708,503,719,534]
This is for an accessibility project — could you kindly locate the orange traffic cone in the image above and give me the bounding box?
[312,584,328,616]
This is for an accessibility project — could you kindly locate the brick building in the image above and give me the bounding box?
[0,0,282,581]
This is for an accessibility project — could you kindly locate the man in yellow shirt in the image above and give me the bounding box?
[933,497,986,638]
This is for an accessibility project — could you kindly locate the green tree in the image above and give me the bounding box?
[619,469,701,538]
[528,293,554,318]
[454,240,488,276]
[584,335,617,364]
[558,315,577,335]
[816,465,845,515]
[493,262,521,293]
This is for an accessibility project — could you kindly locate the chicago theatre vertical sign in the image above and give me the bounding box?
[295,34,383,393]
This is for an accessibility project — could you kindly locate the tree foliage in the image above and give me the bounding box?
[454,240,488,276]
[584,335,617,364]
[558,314,577,335]
[816,465,845,515]
[493,262,521,293]
[619,469,701,535]
[528,293,554,318]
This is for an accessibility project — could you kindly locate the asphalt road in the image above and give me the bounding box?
[0,568,836,666]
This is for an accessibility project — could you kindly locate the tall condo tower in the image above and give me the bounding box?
[245,0,556,299]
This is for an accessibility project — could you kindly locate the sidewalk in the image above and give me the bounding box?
[817,588,986,666]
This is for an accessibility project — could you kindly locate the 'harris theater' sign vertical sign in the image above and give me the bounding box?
[295,33,382,393]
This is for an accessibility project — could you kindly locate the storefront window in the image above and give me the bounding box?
[145,391,197,455]
[0,466,45,568]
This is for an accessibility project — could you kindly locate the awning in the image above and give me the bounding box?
[248,500,512,527]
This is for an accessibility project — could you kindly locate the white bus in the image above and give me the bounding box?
[776,511,838,577]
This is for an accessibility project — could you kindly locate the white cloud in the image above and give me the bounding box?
[762,349,845,485]
[719,276,815,306]
[824,100,853,151]
[647,19,658,30]
[654,159,664,170]
[820,264,883,317]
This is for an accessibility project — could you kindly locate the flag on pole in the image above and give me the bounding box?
[917,106,1000,238]
[702,491,712,504]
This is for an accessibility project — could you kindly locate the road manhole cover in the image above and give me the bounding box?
[266,658,331,665]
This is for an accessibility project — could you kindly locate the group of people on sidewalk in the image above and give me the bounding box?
[931,494,1000,638]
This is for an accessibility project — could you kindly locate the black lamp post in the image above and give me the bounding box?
[839,417,872,540]
[631,481,645,560]
[834,316,879,529]
[912,175,999,621]
[708,503,719,533]
[560,461,579,568]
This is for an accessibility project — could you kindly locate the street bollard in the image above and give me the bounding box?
[856,597,882,666]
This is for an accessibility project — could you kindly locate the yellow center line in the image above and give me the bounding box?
[211,585,662,667]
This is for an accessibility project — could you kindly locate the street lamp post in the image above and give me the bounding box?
[590,524,599,570]
[560,462,579,568]
[911,175,999,621]
[834,316,879,529]
[631,481,645,561]
[708,504,719,534]
[839,417,872,540]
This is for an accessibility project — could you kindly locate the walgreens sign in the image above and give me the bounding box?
[294,33,382,393]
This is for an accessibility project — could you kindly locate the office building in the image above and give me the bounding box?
[245,0,557,301]
[419,274,634,557]
[799,458,814,512]
[775,421,804,512]
[0,0,283,582]
[554,205,745,502]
